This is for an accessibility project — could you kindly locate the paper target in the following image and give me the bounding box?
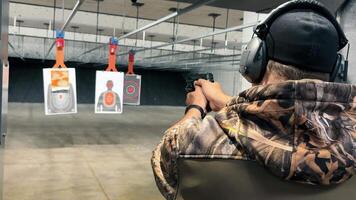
[43,68,77,115]
[124,74,141,105]
[95,71,124,114]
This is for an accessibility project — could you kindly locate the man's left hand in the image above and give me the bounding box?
[185,86,208,113]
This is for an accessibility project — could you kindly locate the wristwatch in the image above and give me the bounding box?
[185,105,206,119]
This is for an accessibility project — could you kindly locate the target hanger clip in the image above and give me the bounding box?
[127,49,136,75]
[105,37,119,72]
[53,30,67,68]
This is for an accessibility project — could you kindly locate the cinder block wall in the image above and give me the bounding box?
[8,58,186,106]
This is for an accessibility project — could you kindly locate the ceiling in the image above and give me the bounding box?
[12,0,347,71]
[9,0,244,71]
[172,0,347,13]
[9,0,244,48]
[10,0,244,29]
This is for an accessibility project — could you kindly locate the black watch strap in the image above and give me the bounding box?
[185,105,206,119]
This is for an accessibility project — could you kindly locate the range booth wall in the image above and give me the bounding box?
[8,57,186,106]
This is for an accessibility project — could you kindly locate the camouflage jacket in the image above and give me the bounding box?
[151,80,356,200]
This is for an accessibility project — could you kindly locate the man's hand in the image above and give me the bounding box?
[195,79,232,112]
[185,86,208,111]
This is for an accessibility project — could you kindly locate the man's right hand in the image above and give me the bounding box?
[194,79,232,112]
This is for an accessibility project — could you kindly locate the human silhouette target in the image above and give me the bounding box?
[95,71,124,114]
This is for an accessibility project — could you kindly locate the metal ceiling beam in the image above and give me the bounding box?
[74,0,218,59]
[150,58,241,69]
[116,21,257,57]
[170,0,346,13]
[142,47,216,60]
[144,53,240,66]
[156,22,257,49]
[43,0,86,61]
[133,63,239,71]
[146,60,240,70]
[180,53,240,62]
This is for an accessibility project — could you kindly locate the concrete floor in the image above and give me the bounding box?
[4,103,184,200]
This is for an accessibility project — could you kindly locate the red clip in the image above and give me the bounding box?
[110,44,117,55]
[53,38,67,68]
[105,42,118,72]
[129,53,135,63]
[127,51,135,75]
[56,38,64,48]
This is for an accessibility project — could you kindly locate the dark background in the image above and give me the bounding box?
[8,57,187,106]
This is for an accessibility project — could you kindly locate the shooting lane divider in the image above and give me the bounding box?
[94,37,124,114]
[43,30,78,115]
[124,50,142,105]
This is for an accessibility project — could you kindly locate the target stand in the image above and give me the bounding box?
[43,31,78,115]
[94,37,124,114]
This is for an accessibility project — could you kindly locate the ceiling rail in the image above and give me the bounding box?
[115,21,258,57]
[43,0,86,61]
[72,0,218,60]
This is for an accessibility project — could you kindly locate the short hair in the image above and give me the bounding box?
[267,60,330,81]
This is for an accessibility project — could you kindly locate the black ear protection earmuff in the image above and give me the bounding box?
[239,0,349,84]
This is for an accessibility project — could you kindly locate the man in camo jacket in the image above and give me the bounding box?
[151,1,356,200]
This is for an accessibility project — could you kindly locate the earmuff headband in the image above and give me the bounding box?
[255,0,348,50]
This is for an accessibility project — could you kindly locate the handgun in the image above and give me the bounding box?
[185,73,214,93]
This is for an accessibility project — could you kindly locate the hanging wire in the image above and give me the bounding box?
[148,35,155,57]
[62,0,65,26]
[209,13,220,53]
[43,23,50,59]
[171,2,180,52]
[62,0,66,57]
[16,20,24,55]
[135,5,140,47]
[71,26,79,59]
[132,2,144,48]
[175,2,180,39]
[72,0,217,61]
[53,0,56,37]
[44,0,86,61]
[171,10,177,51]
[121,0,127,48]
[10,17,25,61]
[224,9,230,51]
[95,0,101,43]
[119,0,127,39]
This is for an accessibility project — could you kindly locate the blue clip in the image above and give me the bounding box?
[129,49,136,55]
[110,37,118,45]
[56,30,65,38]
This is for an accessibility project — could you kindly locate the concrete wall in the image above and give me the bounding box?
[210,69,241,96]
[8,58,187,106]
[340,0,356,84]
[206,12,269,97]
